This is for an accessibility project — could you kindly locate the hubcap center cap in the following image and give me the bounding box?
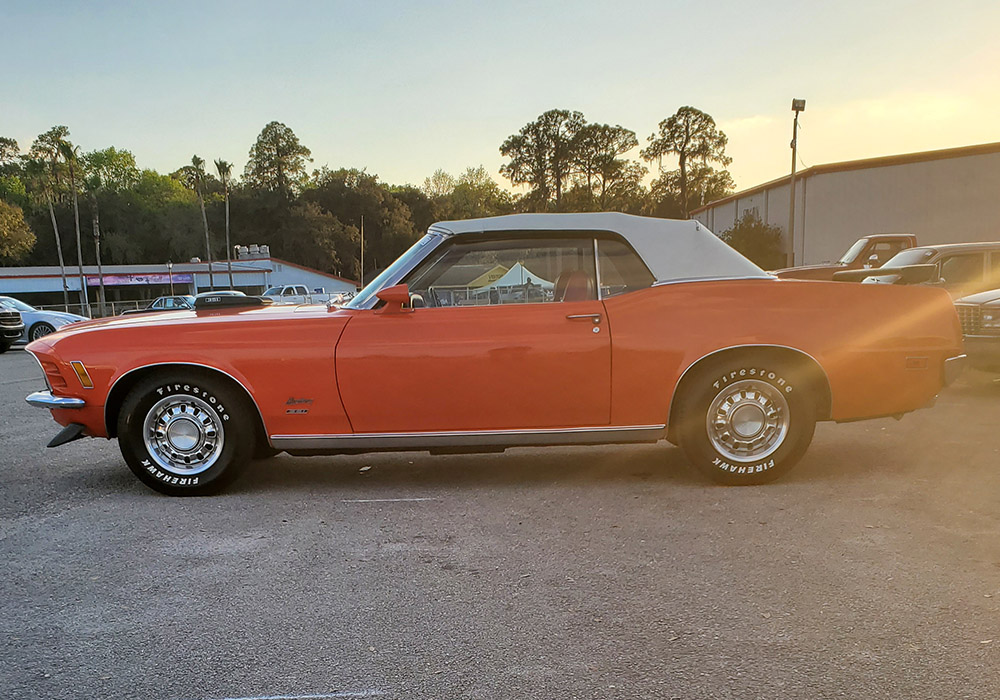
[166,418,201,451]
[731,404,766,438]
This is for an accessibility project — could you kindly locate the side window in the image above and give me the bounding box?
[151,299,164,309]
[406,236,597,307]
[297,286,308,295]
[597,238,655,297]
[871,241,906,264]
[282,287,296,296]
[939,254,984,285]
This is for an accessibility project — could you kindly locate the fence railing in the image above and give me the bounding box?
[34,301,144,318]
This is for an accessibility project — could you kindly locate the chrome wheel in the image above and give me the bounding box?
[142,394,224,475]
[706,379,789,463]
[30,323,55,341]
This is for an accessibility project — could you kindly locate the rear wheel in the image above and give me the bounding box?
[677,358,817,485]
[117,372,254,495]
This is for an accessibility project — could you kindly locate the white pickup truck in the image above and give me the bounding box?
[262,284,355,306]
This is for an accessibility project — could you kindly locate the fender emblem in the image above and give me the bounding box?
[286,397,314,405]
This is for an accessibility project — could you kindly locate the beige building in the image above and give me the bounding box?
[691,142,1000,266]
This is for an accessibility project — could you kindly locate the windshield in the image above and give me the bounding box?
[263,287,282,295]
[837,239,869,265]
[345,233,441,309]
[0,297,35,312]
[882,248,937,267]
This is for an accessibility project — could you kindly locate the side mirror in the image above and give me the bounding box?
[375,284,412,313]
[865,253,880,268]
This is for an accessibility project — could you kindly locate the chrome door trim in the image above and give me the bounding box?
[270,424,666,451]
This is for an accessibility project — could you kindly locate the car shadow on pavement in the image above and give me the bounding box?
[231,442,706,495]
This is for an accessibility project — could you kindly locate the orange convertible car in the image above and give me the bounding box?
[25,213,965,495]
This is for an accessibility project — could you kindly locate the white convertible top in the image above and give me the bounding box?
[428,212,770,284]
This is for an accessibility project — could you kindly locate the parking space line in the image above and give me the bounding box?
[341,497,438,503]
[217,691,388,700]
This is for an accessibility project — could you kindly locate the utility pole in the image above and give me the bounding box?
[360,215,365,289]
[787,98,806,266]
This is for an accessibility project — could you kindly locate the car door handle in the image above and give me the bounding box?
[565,313,602,324]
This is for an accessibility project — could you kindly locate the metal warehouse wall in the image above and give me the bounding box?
[694,146,1000,265]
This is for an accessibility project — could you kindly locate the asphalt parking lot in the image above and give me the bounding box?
[2,349,1000,700]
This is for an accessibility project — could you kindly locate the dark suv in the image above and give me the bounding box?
[0,307,25,353]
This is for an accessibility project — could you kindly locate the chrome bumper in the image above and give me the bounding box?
[944,354,966,386]
[25,390,86,409]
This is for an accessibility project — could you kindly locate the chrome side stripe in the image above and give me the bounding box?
[270,424,666,451]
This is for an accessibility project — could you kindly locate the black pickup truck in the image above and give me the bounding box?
[0,307,25,353]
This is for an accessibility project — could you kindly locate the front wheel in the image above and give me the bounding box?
[29,322,56,341]
[117,373,255,495]
[677,360,817,485]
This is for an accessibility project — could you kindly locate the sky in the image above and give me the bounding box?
[4,0,1000,193]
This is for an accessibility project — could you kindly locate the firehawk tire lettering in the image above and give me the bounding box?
[681,359,816,486]
[117,373,252,496]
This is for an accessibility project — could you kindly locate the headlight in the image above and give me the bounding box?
[982,307,1000,330]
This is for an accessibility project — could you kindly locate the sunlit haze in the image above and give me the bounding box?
[6,0,999,192]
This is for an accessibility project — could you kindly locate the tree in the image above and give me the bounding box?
[215,159,234,289]
[641,106,732,218]
[719,210,785,270]
[647,162,735,219]
[0,200,35,261]
[244,121,312,199]
[0,137,20,174]
[421,169,456,199]
[82,147,140,191]
[22,154,69,309]
[179,155,215,289]
[571,123,643,209]
[58,139,91,316]
[500,109,585,210]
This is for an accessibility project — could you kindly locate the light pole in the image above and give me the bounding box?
[787,98,806,266]
[167,260,174,296]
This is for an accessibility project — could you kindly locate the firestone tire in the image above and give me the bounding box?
[117,372,254,496]
[677,358,817,485]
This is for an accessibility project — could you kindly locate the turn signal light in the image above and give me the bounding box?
[70,361,94,389]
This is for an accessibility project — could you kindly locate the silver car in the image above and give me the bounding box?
[0,296,88,343]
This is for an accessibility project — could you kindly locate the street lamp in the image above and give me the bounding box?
[787,98,806,266]
[167,260,174,295]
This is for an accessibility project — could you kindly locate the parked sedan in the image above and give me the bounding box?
[23,213,964,496]
[0,296,87,343]
[120,295,196,315]
[954,288,1000,372]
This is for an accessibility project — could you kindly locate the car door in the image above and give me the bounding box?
[335,234,611,434]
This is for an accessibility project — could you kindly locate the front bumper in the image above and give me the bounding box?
[2,327,24,340]
[25,390,86,409]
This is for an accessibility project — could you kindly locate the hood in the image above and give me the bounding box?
[34,303,336,343]
[955,288,1000,305]
[45,311,89,323]
[772,262,843,275]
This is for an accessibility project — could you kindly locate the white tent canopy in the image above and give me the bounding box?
[479,262,554,290]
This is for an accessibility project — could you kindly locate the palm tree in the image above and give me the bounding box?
[187,155,214,291]
[24,158,69,310]
[83,170,107,315]
[58,141,91,317]
[215,158,234,290]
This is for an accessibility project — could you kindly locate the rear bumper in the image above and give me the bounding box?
[944,354,967,386]
[25,390,86,409]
